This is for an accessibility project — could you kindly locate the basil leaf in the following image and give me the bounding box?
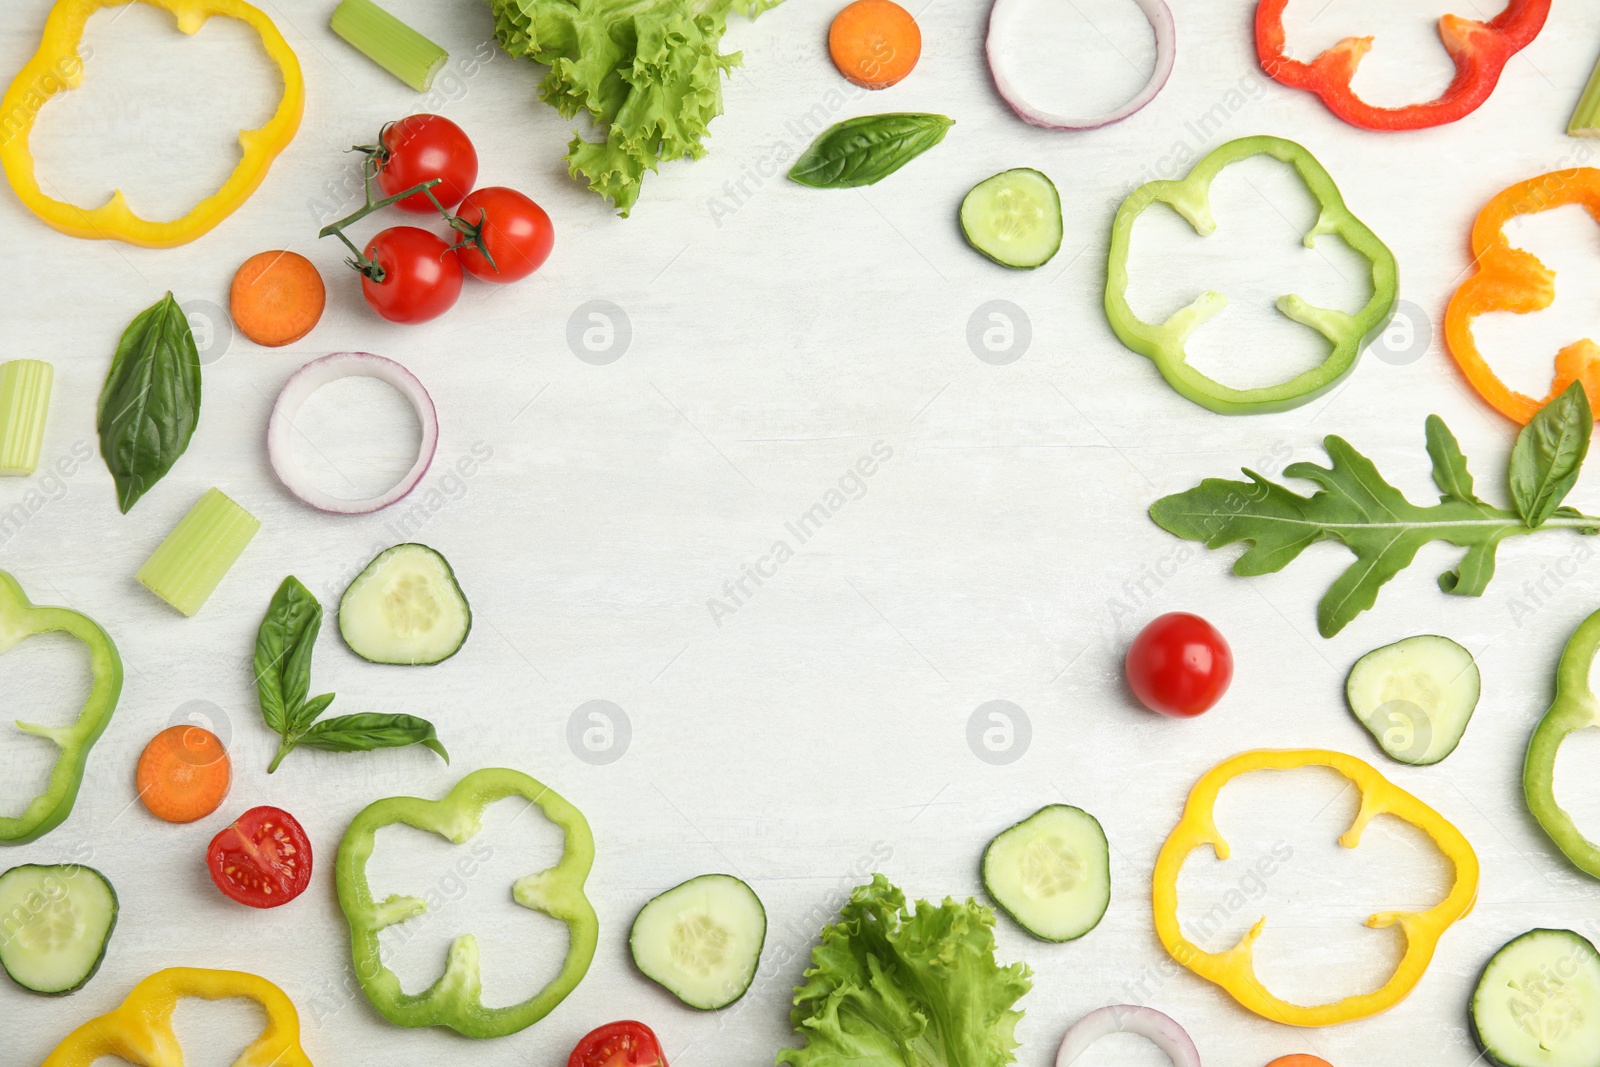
[789,114,954,189]
[1510,381,1592,528]
[1425,415,1482,504]
[297,713,449,762]
[96,292,202,513]
[254,576,322,734]
[289,692,336,736]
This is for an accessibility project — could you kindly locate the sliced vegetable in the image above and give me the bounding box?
[631,874,766,1009]
[1346,635,1479,766]
[1571,52,1600,137]
[370,114,478,213]
[1106,135,1398,415]
[0,360,52,476]
[987,0,1174,130]
[230,251,325,348]
[0,0,304,248]
[454,187,554,283]
[331,0,448,92]
[777,874,1032,1067]
[960,169,1061,270]
[1266,1058,1333,1067]
[829,0,920,90]
[0,863,117,995]
[982,804,1109,942]
[97,292,202,514]
[339,544,471,665]
[570,1022,667,1067]
[267,351,438,515]
[1471,929,1600,1067]
[1523,606,1600,880]
[335,767,599,1038]
[1154,749,1479,1026]
[1256,0,1550,131]
[136,725,231,823]
[136,488,260,616]
[207,806,312,909]
[0,570,122,845]
[1054,1005,1199,1067]
[788,113,954,189]
[1125,612,1232,717]
[1150,386,1600,637]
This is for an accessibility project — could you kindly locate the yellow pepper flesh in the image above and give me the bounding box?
[41,967,313,1067]
[0,0,303,248]
[1152,749,1479,1027]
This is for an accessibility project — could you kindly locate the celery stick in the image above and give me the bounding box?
[331,0,448,92]
[0,360,52,476]
[137,488,260,616]
[1570,52,1600,137]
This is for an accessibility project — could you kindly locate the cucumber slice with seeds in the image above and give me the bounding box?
[1346,634,1479,766]
[630,874,766,1010]
[1471,928,1600,1067]
[982,804,1110,942]
[0,864,117,995]
[960,168,1063,270]
[338,544,471,665]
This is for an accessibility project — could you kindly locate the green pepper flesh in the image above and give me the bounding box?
[1525,607,1600,878]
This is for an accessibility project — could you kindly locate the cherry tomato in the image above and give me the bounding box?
[360,226,463,324]
[568,1021,667,1067]
[454,187,554,283]
[1125,612,1233,718]
[375,114,478,213]
[206,806,312,909]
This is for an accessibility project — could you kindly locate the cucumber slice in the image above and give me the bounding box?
[982,804,1110,942]
[629,874,766,1010]
[960,168,1063,269]
[338,543,471,665]
[1346,634,1480,765]
[0,864,117,995]
[1471,928,1600,1067]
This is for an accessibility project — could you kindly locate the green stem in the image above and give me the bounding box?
[318,176,448,280]
[267,737,296,774]
[1569,50,1600,137]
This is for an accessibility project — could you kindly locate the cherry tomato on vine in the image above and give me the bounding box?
[375,114,478,213]
[568,1021,667,1067]
[206,806,312,909]
[454,186,554,283]
[1125,612,1233,718]
[360,226,463,324]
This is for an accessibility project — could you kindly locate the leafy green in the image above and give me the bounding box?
[788,114,955,189]
[97,292,201,513]
[486,0,782,215]
[1150,392,1600,637]
[1510,381,1592,528]
[254,576,448,772]
[777,874,1032,1067]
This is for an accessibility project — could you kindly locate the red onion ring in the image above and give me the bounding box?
[1055,1004,1201,1066]
[987,0,1176,129]
[266,351,438,515]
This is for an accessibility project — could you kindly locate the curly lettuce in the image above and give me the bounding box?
[487,0,781,215]
[778,874,1033,1067]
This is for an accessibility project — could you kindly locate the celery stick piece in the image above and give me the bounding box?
[0,360,52,476]
[331,0,448,92]
[1570,51,1600,137]
[137,488,261,616]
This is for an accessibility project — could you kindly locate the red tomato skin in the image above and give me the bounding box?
[455,187,554,283]
[206,806,313,909]
[1125,612,1233,718]
[360,227,464,324]
[568,1021,667,1067]
[377,114,478,213]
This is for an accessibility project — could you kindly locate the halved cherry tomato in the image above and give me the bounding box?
[568,1021,667,1067]
[1125,611,1233,718]
[360,226,463,324]
[454,186,554,283]
[206,806,313,909]
[375,114,478,213]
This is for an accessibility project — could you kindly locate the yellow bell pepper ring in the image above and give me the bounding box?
[0,0,304,248]
[41,967,313,1066]
[1152,749,1479,1027]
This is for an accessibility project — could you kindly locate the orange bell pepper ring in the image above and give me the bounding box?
[1153,749,1479,1027]
[1445,169,1600,424]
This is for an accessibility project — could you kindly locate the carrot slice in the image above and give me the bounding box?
[136,725,232,823]
[1266,1057,1334,1067]
[829,0,921,89]
[230,250,326,348]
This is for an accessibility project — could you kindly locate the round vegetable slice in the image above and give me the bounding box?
[0,864,117,995]
[829,0,921,89]
[230,250,325,348]
[206,806,312,909]
[569,1021,667,1067]
[983,804,1110,942]
[1471,929,1600,1067]
[135,725,231,823]
[986,0,1176,130]
[267,351,438,515]
[961,168,1062,269]
[630,874,766,1010]
[1055,1005,1200,1067]
[1346,635,1479,766]
[339,543,471,665]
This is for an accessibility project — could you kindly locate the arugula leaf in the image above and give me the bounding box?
[298,713,449,762]
[1150,402,1600,637]
[97,292,202,513]
[1510,380,1592,528]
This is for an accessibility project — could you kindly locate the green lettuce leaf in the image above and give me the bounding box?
[777,874,1032,1067]
[487,0,781,215]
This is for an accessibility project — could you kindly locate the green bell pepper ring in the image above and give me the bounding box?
[1105,135,1399,415]
[1525,606,1600,879]
[0,570,121,844]
[335,767,598,1038]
